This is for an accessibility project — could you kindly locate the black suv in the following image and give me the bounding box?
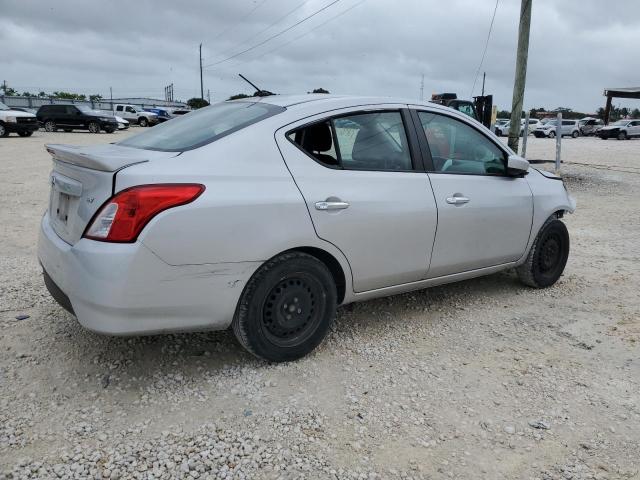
[36,105,118,133]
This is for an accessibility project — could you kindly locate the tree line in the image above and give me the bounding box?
[498,106,640,121]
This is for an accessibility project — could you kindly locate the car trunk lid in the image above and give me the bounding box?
[45,143,178,245]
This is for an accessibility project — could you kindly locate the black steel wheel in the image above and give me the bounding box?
[233,252,337,362]
[517,218,570,288]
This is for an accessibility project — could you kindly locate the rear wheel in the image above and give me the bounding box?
[517,218,569,288]
[232,252,337,362]
[617,131,627,140]
[0,123,7,137]
[18,131,33,137]
[548,131,555,138]
[44,120,57,132]
[138,117,149,127]
[571,130,579,138]
[88,122,100,134]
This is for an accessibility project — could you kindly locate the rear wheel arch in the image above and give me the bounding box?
[285,247,347,304]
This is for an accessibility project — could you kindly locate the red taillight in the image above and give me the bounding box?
[84,184,205,243]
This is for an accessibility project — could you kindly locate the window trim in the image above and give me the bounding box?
[285,108,422,173]
[411,108,511,177]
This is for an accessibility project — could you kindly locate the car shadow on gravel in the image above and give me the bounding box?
[36,269,528,389]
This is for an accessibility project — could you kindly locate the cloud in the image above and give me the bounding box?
[1,0,638,112]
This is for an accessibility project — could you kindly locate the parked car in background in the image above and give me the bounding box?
[0,101,40,137]
[115,115,129,130]
[525,118,541,133]
[579,117,604,136]
[494,120,525,137]
[9,107,38,115]
[113,104,159,127]
[37,105,118,133]
[168,108,191,117]
[533,120,580,138]
[143,108,172,123]
[38,95,575,362]
[597,119,640,140]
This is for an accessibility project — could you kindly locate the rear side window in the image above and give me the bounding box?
[118,101,285,151]
[289,111,413,171]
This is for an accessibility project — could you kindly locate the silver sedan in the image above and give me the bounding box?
[38,95,575,362]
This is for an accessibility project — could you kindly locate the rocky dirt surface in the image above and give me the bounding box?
[0,131,638,479]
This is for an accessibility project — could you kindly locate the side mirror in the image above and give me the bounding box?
[507,154,529,176]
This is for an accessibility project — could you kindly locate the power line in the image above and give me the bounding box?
[220,0,366,70]
[203,0,342,69]
[470,0,499,98]
[209,0,270,43]
[216,0,314,58]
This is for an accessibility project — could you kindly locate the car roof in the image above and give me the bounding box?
[232,93,431,108]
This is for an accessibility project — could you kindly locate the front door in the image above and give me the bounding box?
[413,109,533,278]
[276,108,438,292]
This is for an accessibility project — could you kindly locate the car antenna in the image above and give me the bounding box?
[238,74,275,97]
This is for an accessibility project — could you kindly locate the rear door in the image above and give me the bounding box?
[65,106,83,128]
[276,106,438,292]
[411,108,533,277]
[629,120,640,137]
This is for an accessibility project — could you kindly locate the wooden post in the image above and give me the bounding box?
[508,0,533,152]
[603,94,612,125]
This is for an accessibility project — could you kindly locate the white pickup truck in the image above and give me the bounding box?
[0,101,40,137]
[113,104,158,127]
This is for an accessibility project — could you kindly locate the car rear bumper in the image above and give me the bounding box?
[38,212,260,335]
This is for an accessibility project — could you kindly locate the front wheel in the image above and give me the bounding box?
[44,120,57,132]
[232,252,337,362]
[138,117,149,127]
[617,131,627,140]
[0,123,8,137]
[517,218,569,288]
[88,122,100,133]
[571,130,579,138]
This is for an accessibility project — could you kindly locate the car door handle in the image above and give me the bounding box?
[315,200,350,211]
[445,196,470,205]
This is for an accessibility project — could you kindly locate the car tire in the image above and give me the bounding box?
[232,252,337,362]
[104,127,116,134]
[88,122,100,134]
[0,123,8,137]
[44,120,57,132]
[617,131,627,140]
[18,131,34,137]
[571,131,579,138]
[517,218,569,289]
[138,117,149,127]
[548,131,555,138]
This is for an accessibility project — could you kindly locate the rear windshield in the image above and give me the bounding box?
[118,101,285,151]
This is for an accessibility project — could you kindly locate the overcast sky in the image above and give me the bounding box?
[2,0,639,112]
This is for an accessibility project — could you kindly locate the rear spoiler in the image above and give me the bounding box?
[45,144,151,172]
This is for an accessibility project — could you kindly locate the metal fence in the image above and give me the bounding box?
[0,95,188,111]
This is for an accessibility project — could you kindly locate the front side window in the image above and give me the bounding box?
[119,101,285,151]
[418,111,506,175]
[126,106,135,113]
[289,111,413,171]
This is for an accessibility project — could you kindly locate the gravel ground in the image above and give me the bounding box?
[0,130,639,479]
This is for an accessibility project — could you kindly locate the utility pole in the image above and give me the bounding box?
[481,72,486,96]
[507,0,532,153]
[420,74,424,102]
[110,86,113,113]
[2,80,6,95]
[207,89,211,104]
[199,43,204,100]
